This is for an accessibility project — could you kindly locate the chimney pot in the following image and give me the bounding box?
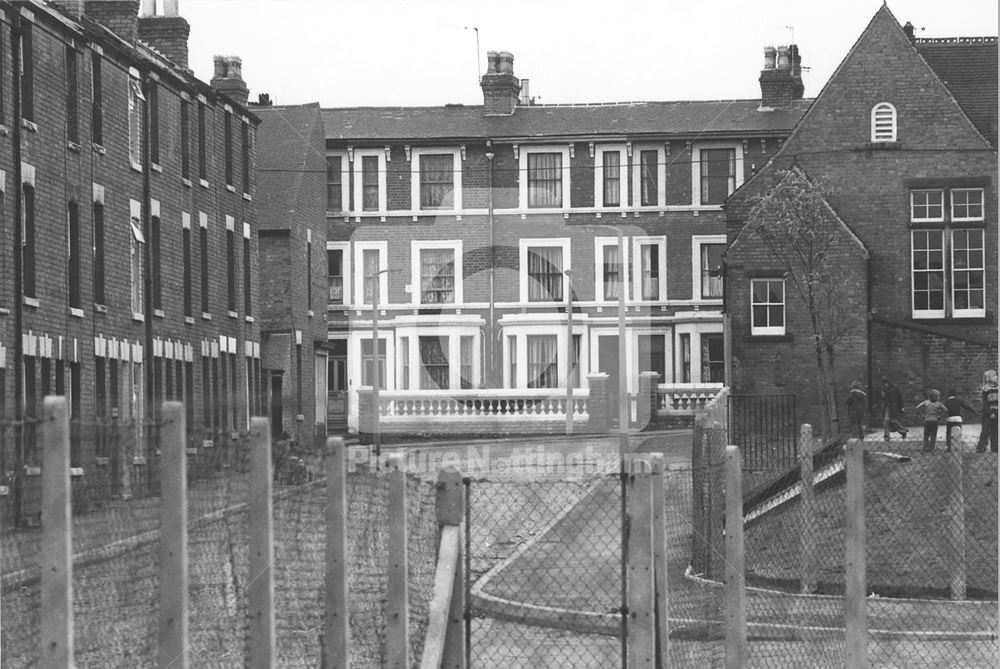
[497,51,514,75]
[763,46,776,70]
[486,51,499,74]
[776,45,790,69]
[211,55,249,106]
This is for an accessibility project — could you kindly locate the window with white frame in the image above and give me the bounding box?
[951,229,985,317]
[701,333,725,384]
[595,237,627,302]
[871,102,896,142]
[360,338,386,389]
[412,148,461,210]
[521,239,569,302]
[692,235,727,300]
[460,336,475,389]
[595,145,627,208]
[419,336,450,389]
[128,71,144,168]
[327,243,349,305]
[526,335,559,388]
[352,149,386,213]
[399,337,410,390]
[911,189,944,222]
[750,278,785,335]
[951,188,984,221]
[637,333,666,382]
[354,242,387,305]
[129,200,145,317]
[693,142,743,206]
[911,229,945,317]
[412,241,462,304]
[633,146,665,207]
[521,146,570,209]
[326,152,349,212]
[633,237,666,301]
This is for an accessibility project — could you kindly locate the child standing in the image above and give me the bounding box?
[845,381,868,440]
[915,389,947,452]
[979,370,999,453]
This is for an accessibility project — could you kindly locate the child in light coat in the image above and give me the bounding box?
[915,389,947,452]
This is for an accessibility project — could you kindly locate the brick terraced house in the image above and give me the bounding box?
[725,5,998,431]
[321,48,811,435]
[0,0,265,522]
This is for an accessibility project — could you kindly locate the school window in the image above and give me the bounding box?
[701,333,725,384]
[151,214,162,311]
[419,247,456,304]
[197,101,207,180]
[750,278,785,336]
[65,45,78,144]
[526,335,558,389]
[149,82,159,165]
[911,190,944,222]
[327,248,344,304]
[67,202,80,309]
[699,148,736,205]
[93,200,105,305]
[634,237,666,301]
[951,229,985,317]
[243,234,252,316]
[418,153,455,209]
[638,334,666,382]
[326,155,343,211]
[20,22,33,122]
[870,102,896,142]
[91,52,102,145]
[128,73,144,168]
[224,109,233,186]
[951,188,984,221]
[241,119,251,193]
[182,227,192,317]
[227,229,236,312]
[639,150,658,206]
[180,98,190,179]
[22,180,35,299]
[361,338,386,389]
[526,246,565,302]
[130,202,144,316]
[419,336,450,389]
[526,152,563,208]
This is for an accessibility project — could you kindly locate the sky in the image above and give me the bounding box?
[179,0,998,108]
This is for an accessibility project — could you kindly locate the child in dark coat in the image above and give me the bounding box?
[845,381,868,440]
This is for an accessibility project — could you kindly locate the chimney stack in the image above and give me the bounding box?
[52,0,85,18]
[138,0,191,70]
[759,43,804,108]
[902,21,916,43]
[84,0,140,42]
[211,55,249,106]
[480,50,521,116]
[519,79,531,105]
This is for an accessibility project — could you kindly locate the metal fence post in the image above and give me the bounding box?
[948,451,966,600]
[159,402,188,669]
[845,439,868,669]
[386,453,410,668]
[627,457,655,669]
[651,454,670,669]
[248,417,275,668]
[40,396,73,668]
[324,436,349,668]
[724,445,747,669]
[799,423,817,594]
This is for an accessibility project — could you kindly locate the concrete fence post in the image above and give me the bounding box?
[948,451,966,600]
[799,423,817,594]
[437,467,465,669]
[587,373,609,434]
[159,402,189,669]
[324,436,350,668]
[724,445,747,669]
[946,417,962,452]
[357,386,374,445]
[386,453,410,668]
[626,457,655,669]
[845,439,868,669]
[248,417,275,668]
[708,423,727,580]
[690,416,707,576]
[40,396,73,668]
[650,454,671,669]
[637,372,660,431]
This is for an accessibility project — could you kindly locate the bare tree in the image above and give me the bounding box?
[745,168,863,439]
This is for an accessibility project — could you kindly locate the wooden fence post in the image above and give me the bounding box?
[159,402,189,669]
[948,451,966,600]
[386,453,410,668]
[845,439,868,669]
[248,417,275,668]
[724,445,747,669]
[41,396,73,668]
[324,436,350,668]
[650,454,670,668]
[799,423,817,594]
[627,457,655,669]
[437,468,465,668]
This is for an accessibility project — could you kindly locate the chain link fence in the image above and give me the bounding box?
[0,418,440,667]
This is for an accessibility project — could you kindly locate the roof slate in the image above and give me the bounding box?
[917,38,999,147]
[255,103,324,230]
[321,99,811,142]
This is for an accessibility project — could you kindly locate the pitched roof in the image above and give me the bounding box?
[321,99,811,142]
[255,103,325,230]
[916,38,999,147]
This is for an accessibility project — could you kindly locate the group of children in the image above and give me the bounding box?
[845,370,999,452]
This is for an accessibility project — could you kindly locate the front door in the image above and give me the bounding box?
[597,335,621,427]
[327,339,348,432]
